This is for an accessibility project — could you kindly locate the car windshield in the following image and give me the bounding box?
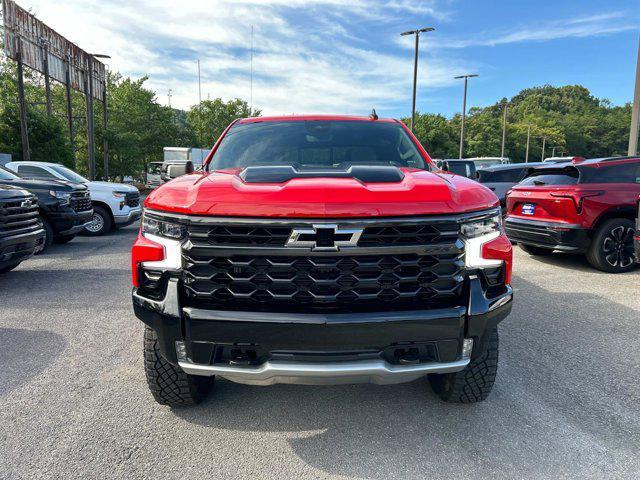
[209,120,426,170]
[478,168,526,183]
[0,166,21,180]
[147,163,162,175]
[49,165,88,183]
[446,162,474,177]
[519,167,580,186]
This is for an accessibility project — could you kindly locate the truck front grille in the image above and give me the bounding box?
[0,195,41,238]
[70,191,92,212]
[178,216,467,313]
[125,192,140,208]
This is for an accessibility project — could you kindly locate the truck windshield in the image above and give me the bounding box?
[0,166,21,180]
[49,165,88,183]
[209,121,426,170]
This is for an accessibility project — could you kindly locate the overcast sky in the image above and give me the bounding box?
[15,0,640,118]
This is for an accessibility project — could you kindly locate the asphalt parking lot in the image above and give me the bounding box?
[1,223,639,479]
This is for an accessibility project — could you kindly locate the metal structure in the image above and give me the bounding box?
[525,125,531,162]
[629,36,640,156]
[454,74,478,159]
[400,27,434,131]
[2,0,108,179]
[501,101,508,158]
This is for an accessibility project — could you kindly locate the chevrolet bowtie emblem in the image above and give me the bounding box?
[286,224,363,251]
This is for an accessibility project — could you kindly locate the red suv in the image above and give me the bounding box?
[505,157,640,272]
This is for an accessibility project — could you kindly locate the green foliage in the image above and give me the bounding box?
[187,98,260,148]
[405,85,632,162]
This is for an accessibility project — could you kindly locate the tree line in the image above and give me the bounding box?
[0,55,632,180]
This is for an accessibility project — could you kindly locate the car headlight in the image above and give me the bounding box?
[49,190,71,204]
[462,210,504,268]
[141,214,186,239]
[113,192,126,198]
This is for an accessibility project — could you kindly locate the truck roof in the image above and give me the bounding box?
[237,115,399,124]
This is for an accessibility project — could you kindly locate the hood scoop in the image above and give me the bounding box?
[239,165,405,184]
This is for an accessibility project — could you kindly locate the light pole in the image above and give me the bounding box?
[92,53,111,181]
[454,74,478,159]
[540,136,547,161]
[500,100,508,159]
[629,36,640,156]
[400,27,435,131]
[525,125,531,163]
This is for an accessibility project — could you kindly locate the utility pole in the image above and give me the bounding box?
[250,25,254,115]
[168,89,172,108]
[525,125,531,163]
[501,101,508,159]
[91,54,111,181]
[551,146,556,157]
[85,58,96,181]
[454,74,479,159]
[197,59,203,147]
[64,56,75,165]
[629,35,640,156]
[541,136,547,162]
[41,39,52,118]
[16,41,30,162]
[400,27,435,131]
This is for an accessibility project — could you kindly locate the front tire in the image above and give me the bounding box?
[429,328,499,403]
[54,234,76,244]
[586,218,636,273]
[35,217,54,254]
[84,206,112,236]
[519,243,553,256]
[143,327,213,407]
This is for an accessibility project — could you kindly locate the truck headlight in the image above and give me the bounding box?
[49,190,71,205]
[141,214,186,239]
[462,210,504,268]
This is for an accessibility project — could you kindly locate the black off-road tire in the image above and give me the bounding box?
[429,328,499,403]
[519,243,553,256]
[143,326,213,407]
[36,217,54,254]
[586,218,636,273]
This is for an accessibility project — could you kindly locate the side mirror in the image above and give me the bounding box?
[162,161,194,181]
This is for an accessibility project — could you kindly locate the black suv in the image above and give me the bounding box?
[0,166,93,250]
[0,185,45,273]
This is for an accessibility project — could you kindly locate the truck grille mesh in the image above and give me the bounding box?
[0,195,41,238]
[70,191,92,212]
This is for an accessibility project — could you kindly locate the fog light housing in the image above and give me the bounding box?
[175,341,187,362]
[462,338,474,358]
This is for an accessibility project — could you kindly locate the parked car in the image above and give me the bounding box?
[438,159,477,178]
[477,162,545,210]
[543,156,585,163]
[132,114,513,407]
[0,165,92,250]
[467,157,510,169]
[6,161,141,236]
[505,156,640,273]
[0,184,45,273]
[146,161,163,189]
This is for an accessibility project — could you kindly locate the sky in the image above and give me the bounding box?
[14,0,640,118]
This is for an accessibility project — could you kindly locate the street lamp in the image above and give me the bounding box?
[400,27,435,131]
[629,36,639,156]
[501,100,508,159]
[454,74,478,159]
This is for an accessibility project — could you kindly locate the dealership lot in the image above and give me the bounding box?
[1,224,639,480]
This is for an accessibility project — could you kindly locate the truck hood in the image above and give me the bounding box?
[145,168,499,217]
[0,178,86,192]
[87,181,139,193]
[0,184,31,200]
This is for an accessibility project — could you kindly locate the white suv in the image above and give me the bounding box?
[6,161,142,236]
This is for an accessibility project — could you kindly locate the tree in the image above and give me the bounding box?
[187,98,260,148]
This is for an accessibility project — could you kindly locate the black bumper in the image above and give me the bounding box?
[133,276,512,367]
[48,209,93,236]
[505,217,591,252]
[0,228,46,269]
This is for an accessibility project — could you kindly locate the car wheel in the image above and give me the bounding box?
[519,243,554,256]
[143,327,213,407]
[429,327,499,403]
[84,206,112,236]
[54,234,76,244]
[586,218,636,273]
[35,217,54,254]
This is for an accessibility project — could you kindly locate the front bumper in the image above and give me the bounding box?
[133,276,512,386]
[505,217,591,252]
[49,209,94,236]
[114,207,142,226]
[0,227,46,268]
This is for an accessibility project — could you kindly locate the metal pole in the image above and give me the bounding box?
[551,146,556,157]
[250,25,253,115]
[197,59,202,147]
[65,58,76,165]
[42,40,52,118]
[629,36,640,156]
[85,59,96,181]
[541,136,546,161]
[459,77,468,159]
[16,44,30,162]
[410,31,419,131]
[102,79,109,181]
[525,125,530,163]
[501,101,508,158]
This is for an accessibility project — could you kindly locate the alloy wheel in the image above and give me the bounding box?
[602,225,635,268]
[86,212,105,233]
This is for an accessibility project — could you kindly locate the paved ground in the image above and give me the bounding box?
[1,224,639,479]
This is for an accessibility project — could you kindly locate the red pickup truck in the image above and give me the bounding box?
[131,115,513,407]
[505,156,640,272]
